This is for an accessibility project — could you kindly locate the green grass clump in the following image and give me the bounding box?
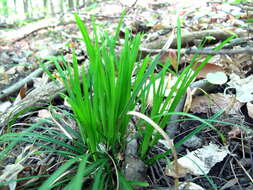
[55,13,158,156]
[0,11,242,190]
[39,12,158,189]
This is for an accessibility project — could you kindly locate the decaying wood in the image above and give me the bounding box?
[0,80,65,134]
[142,28,248,50]
[0,18,62,45]
[0,67,47,101]
[185,47,253,55]
[0,13,81,45]
[140,46,253,57]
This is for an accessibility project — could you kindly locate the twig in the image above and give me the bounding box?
[235,157,253,184]
[230,160,243,190]
[140,46,253,57]
[142,28,247,49]
[185,47,253,55]
[0,80,65,133]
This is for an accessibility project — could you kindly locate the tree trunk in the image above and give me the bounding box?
[60,0,64,13]
[76,0,80,8]
[50,0,55,16]
[29,0,33,18]
[43,0,48,17]
[68,0,74,10]
[13,0,17,13]
[2,0,8,18]
[23,0,29,19]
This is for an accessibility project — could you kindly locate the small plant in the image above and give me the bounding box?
[57,13,157,156]
[0,11,242,190]
[40,12,159,189]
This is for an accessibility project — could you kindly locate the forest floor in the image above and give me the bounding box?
[0,0,253,189]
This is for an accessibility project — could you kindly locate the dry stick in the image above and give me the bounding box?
[0,64,54,100]
[0,67,44,100]
[140,46,253,57]
[0,18,61,44]
[0,81,65,135]
[223,37,253,48]
[49,110,73,140]
[127,111,180,190]
[185,47,253,55]
[142,28,247,50]
[234,157,253,184]
[229,160,243,190]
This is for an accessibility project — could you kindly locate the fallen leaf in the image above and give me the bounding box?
[152,23,166,31]
[146,74,178,107]
[165,143,229,177]
[38,109,51,119]
[160,49,177,71]
[206,72,228,85]
[227,74,253,102]
[179,182,205,190]
[0,163,24,190]
[0,101,12,113]
[193,62,224,79]
[228,127,242,139]
[246,102,253,119]
[191,93,241,115]
[19,84,27,99]
[13,84,27,105]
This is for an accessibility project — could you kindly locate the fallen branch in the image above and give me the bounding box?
[185,47,253,55]
[142,28,248,49]
[0,18,62,44]
[0,80,65,134]
[140,46,253,57]
[0,64,55,101]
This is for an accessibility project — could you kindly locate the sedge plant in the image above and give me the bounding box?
[40,12,159,189]
[0,12,243,190]
[53,13,159,156]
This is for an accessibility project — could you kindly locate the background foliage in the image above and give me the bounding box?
[0,0,95,24]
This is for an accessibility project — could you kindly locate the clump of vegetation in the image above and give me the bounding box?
[0,12,240,190]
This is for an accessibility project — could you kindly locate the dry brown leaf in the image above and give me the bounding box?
[152,23,166,31]
[160,49,177,71]
[13,84,27,105]
[183,87,193,113]
[191,93,242,115]
[193,62,224,79]
[228,127,242,139]
[19,84,27,99]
